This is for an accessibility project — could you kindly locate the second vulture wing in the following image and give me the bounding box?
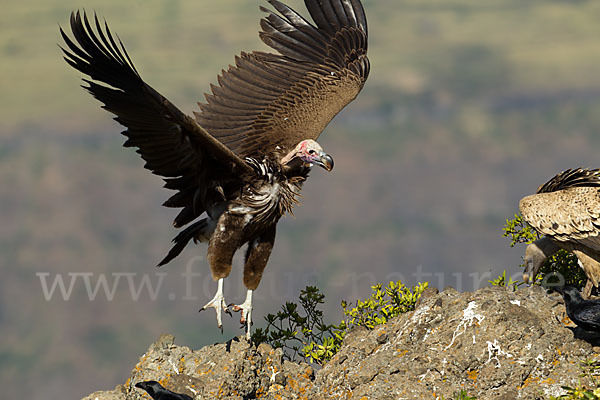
[520,168,600,247]
[195,0,370,160]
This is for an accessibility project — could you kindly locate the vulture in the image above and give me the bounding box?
[60,0,369,338]
[520,168,600,297]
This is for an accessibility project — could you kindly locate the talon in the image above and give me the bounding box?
[231,289,254,340]
[200,278,229,332]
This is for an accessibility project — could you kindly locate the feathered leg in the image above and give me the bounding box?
[572,250,600,299]
[232,225,276,340]
[583,279,594,299]
[202,213,245,332]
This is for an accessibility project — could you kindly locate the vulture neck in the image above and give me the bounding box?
[281,157,312,179]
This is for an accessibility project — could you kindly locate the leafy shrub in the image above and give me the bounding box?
[251,286,339,365]
[340,280,428,330]
[488,269,524,291]
[503,213,538,246]
[252,281,428,365]
[503,214,586,290]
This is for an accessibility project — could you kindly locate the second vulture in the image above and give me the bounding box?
[520,168,600,297]
[60,0,369,338]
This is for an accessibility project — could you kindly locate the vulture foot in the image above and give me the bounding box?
[231,289,253,340]
[199,278,230,332]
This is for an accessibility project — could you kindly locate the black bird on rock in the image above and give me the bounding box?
[520,168,600,297]
[135,381,193,400]
[554,286,600,332]
[60,0,369,338]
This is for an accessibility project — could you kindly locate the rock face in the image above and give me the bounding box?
[83,286,600,400]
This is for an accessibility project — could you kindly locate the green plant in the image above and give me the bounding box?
[551,360,600,399]
[341,281,429,330]
[503,214,586,290]
[440,389,477,400]
[251,286,339,365]
[504,213,538,246]
[453,389,477,400]
[252,281,428,366]
[489,270,524,291]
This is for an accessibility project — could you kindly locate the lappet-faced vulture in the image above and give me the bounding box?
[60,0,369,338]
[520,168,600,297]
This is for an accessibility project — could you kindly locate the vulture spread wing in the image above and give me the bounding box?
[195,0,370,159]
[60,12,253,229]
[520,168,600,247]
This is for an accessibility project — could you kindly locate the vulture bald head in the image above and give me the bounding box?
[519,168,600,297]
[281,139,333,171]
[60,0,369,338]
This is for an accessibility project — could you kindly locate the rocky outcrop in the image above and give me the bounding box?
[83,286,600,400]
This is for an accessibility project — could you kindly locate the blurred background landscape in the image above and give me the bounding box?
[3,0,600,398]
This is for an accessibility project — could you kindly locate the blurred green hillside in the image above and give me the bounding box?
[3,0,600,399]
[5,0,600,132]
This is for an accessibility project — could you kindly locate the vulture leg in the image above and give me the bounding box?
[199,278,230,332]
[202,213,246,331]
[583,279,594,299]
[231,289,253,340]
[572,250,600,299]
[232,225,277,339]
[242,225,277,290]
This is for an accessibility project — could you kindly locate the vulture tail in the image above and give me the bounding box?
[158,218,212,266]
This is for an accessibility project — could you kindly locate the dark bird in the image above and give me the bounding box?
[59,0,369,338]
[554,286,600,332]
[520,168,600,297]
[135,381,193,400]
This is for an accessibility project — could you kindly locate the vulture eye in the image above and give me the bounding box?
[308,149,316,155]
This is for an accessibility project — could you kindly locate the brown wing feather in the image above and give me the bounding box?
[537,168,600,194]
[195,0,370,159]
[520,187,600,244]
[60,11,252,229]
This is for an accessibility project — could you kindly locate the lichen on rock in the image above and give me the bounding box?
[82,286,600,399]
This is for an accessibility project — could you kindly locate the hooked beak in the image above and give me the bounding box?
[314,152,334,171]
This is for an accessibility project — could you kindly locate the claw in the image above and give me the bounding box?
[199,278,229,331]
[231,289,253,340]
